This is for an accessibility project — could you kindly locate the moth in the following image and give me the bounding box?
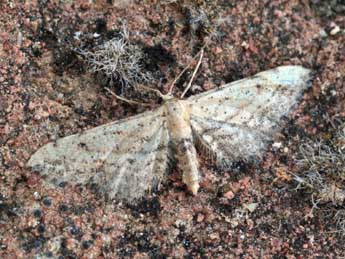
[27,66,311,202]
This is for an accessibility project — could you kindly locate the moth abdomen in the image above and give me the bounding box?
[174,138,200,195]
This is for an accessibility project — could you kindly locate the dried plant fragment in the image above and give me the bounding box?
[27,66,311,203]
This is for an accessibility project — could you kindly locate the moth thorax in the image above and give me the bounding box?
[165,100,192,140]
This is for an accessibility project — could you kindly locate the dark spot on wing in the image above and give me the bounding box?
[79,142,87,148]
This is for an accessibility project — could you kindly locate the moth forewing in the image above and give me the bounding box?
[27,107,171,203]
[187,65,311,164]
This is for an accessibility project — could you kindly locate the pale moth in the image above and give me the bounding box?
[27,66,311,202]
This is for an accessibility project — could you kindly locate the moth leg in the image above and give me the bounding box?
[105,87,151,107]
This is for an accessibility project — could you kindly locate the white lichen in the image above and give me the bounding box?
[78,30,153,90]
[295,125,345,204]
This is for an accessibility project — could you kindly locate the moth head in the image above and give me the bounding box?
[165,100,191,121]
[161,92,175,101]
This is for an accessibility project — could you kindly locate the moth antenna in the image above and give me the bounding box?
[105,87,151,107]
[167,44,207,96]
[180,49,204,98]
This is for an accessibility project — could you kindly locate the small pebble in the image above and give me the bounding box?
[209,233,219,240]
[243,203,258,213]
[82,240,93,250]
[70,226,81,236]
[330,25,340,36]
[58,181,67,188]
[319,29,327,38]
[33,209,42,218]
[196,213,205,223]
[224,190,235,200]
[42,197,52,207]
[59,204,69,213]
[33,192,41,200]
[37,224,45,233]
[272,142,282,149]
